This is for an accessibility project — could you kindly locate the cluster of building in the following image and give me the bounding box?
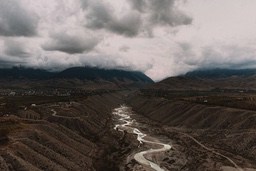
[0,88,71,97]
[0,88,113,97]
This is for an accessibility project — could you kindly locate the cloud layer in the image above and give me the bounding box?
[42,30,99,54]
[0,0,38,37]
[0,0,256,81]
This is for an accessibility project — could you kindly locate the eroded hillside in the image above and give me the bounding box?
[0,92,137,171]
[127,90,256,170]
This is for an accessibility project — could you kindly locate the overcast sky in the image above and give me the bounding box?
[0,0,256,81]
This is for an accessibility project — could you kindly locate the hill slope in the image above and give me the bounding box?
[0,67,153,82]
[0,92,137,171]
[185,68,256,78]
[127,69,256,169]
[151,69,256,90]
[57,67,153,83]
[0,67,153,89]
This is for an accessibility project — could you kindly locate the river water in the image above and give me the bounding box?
[113,105,171,171]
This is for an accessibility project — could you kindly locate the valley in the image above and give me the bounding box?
[1,68,256,170]
[113,105,172,171]
[1,0,256,169]
[127,90,256,170]
[0,92,137,171]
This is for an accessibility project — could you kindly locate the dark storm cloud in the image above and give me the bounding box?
[81,0,191,37]
[83,1,142,37]
[42,32,99,54]
[129,0,147,12]
[150,0,192,26]
[108,13,142,37]
[130,0,192,26]
[84,2,112,29]
[4,39,30,57]
[0,0,38,37]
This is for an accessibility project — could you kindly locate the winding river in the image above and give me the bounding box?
[113,105,171,171]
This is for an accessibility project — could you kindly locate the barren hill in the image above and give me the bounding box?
[125,69,256,170]
[150,69,256,90]
[0,92,136,171]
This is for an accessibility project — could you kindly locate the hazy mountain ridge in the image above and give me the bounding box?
[57,67,153,83]
[185,68,256,78]
[151,68,256,90]
[0,67,153,83]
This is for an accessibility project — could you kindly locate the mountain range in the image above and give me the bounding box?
[0,67,153,89]
[0,67,153,83]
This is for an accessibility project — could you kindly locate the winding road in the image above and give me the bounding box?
[113,105,171,171]
[51,109,80,119]
[51,109,57,116]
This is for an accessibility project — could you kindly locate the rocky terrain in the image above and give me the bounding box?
[1,68,256,171]
[125,69,256,170]
[0,92,138,171]
[0,67,153,171]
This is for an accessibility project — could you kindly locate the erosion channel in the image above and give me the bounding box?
[113,105,172,171]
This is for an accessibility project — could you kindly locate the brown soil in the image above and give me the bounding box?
[0,92,137,171]
[127,93,256,170]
